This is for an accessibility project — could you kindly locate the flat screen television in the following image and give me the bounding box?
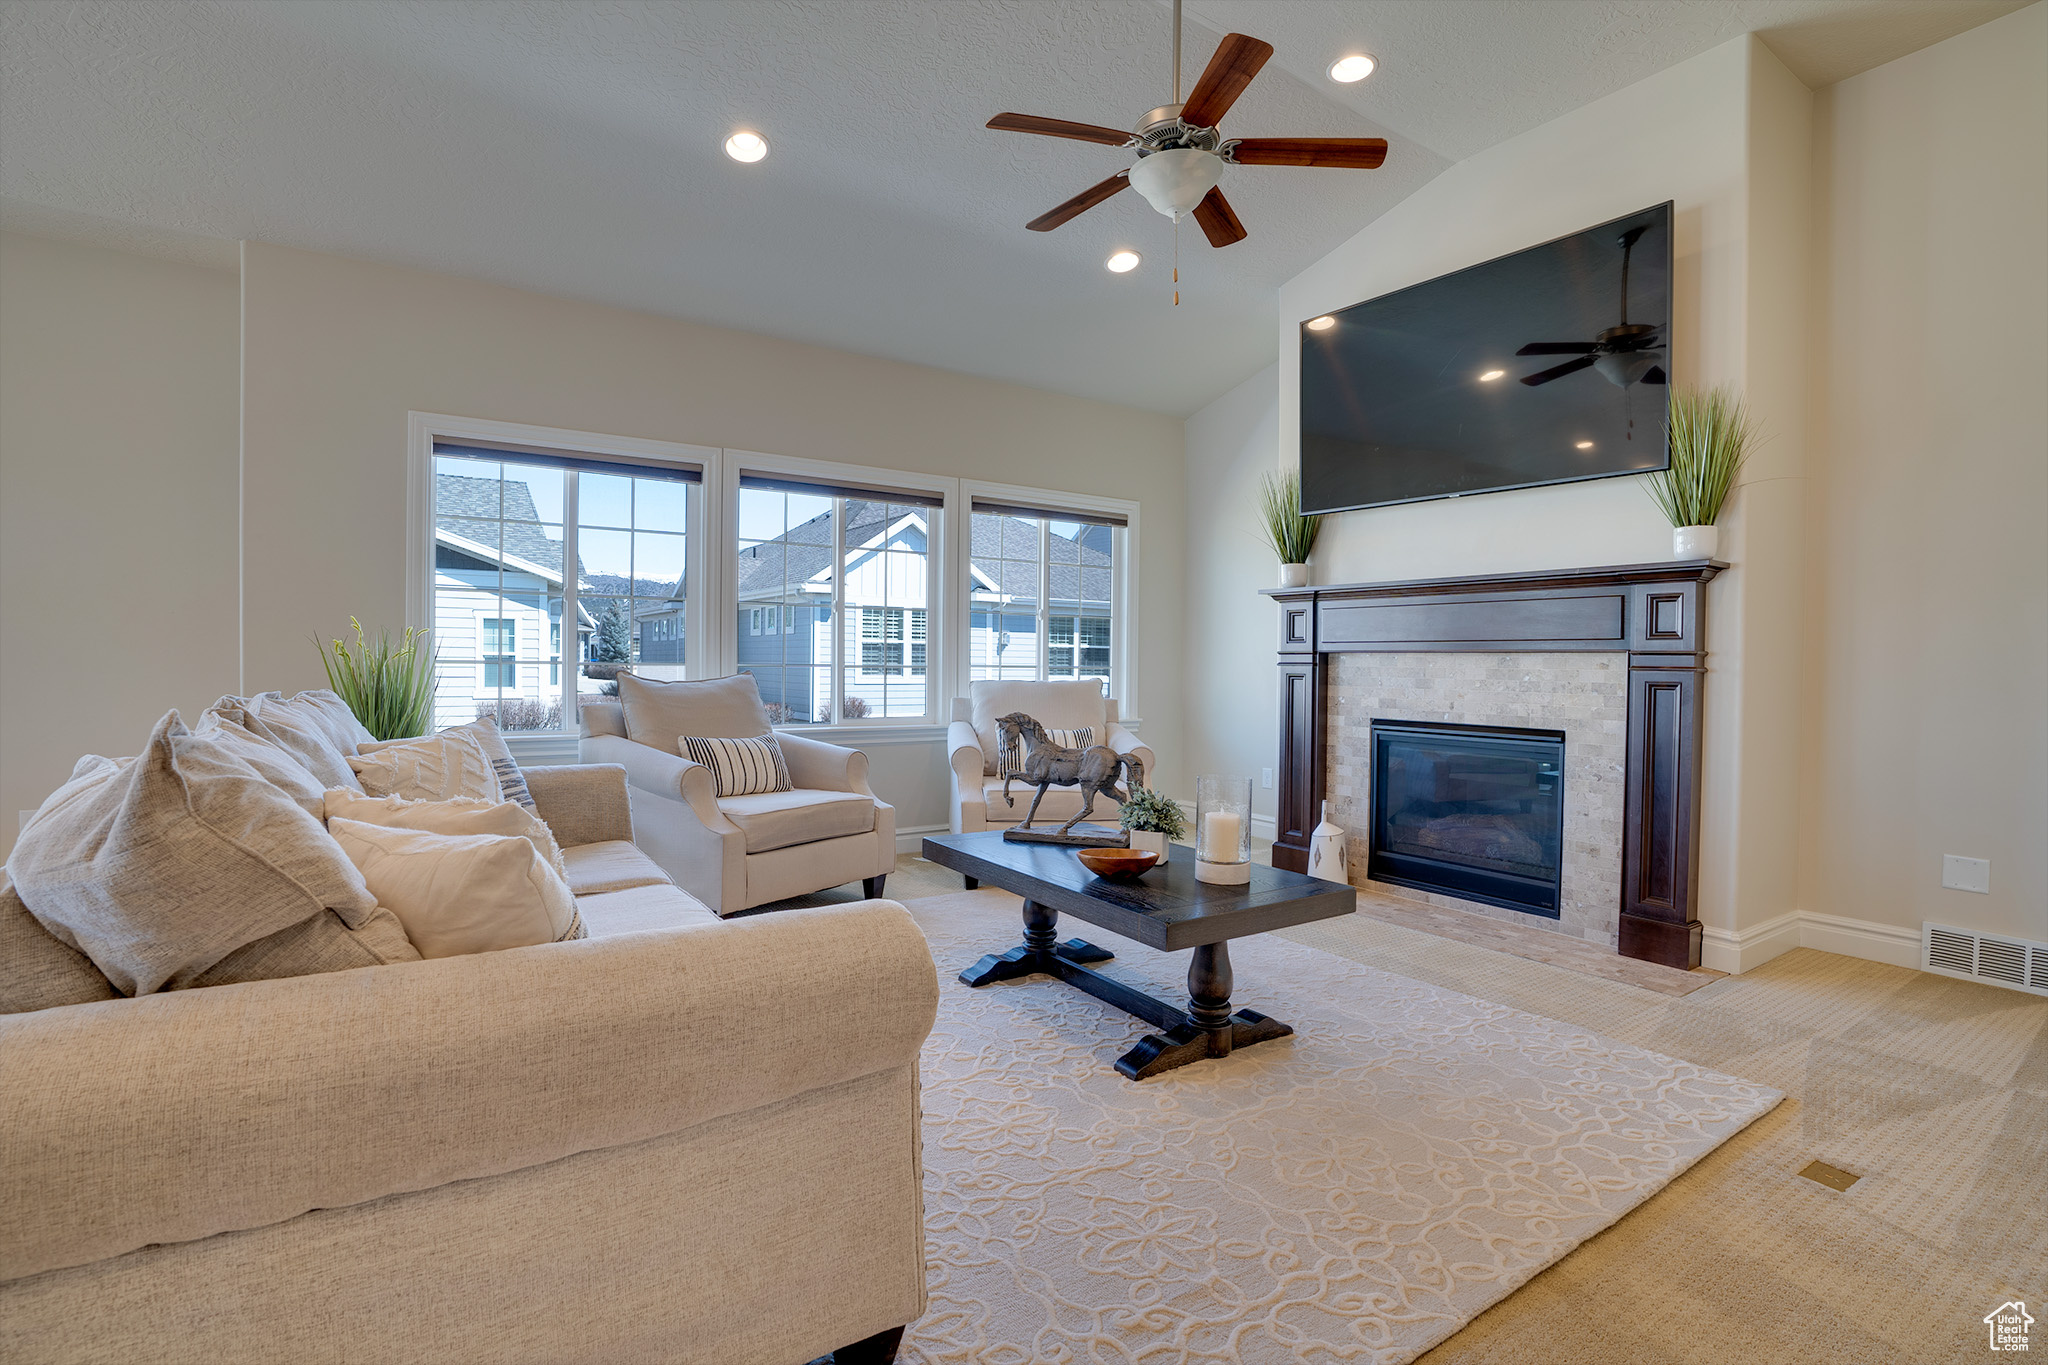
[1299,202,1672,515]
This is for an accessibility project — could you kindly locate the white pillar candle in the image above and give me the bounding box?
[1203,810,1243,860]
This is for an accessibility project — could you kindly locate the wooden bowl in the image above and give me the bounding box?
[1076,847,1159,880]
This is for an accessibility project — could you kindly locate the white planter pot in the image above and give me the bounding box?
[1673,525,1719,560]
[1128,829,1170,863]
[1278,563,1310,589]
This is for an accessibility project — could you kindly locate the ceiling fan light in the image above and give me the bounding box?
[723,130,769,163]
[1329,54,1377,83]
[1595,351,1657,387]
[1128,149,1224,222]
[1106,250,1141,273]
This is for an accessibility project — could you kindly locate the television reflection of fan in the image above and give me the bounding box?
[1516,225,1667,388]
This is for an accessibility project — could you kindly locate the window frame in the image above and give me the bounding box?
[957,479,1138,720]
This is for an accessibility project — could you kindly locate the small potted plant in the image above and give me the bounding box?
[1646,384,1756,560]
[1259,469,1323,589]
[315,618,439,741]
[1120,786,1188,863]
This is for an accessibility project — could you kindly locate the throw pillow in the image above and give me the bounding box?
[439,716,536,812]
[997,726,1094,777]
[184,907,420,989]
[204,690,369,792]
[191,710,330,818]
[327,820,583,959]
[681,734,792,797]
[7,712,383,995]
[350,730,503,803]
[323,789,570,887]
[618,672,772,748]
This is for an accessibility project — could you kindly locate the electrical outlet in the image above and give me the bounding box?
[1261,768,1273,789]
[1942,855,1991,894]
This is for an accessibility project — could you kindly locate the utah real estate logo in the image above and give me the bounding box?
[1985,1301,2033,1352]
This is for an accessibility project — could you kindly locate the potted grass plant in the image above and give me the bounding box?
[1119,785,1189,863]
[1646,384,1757,560]
[316,618,439,741]
[1259,469,1323,588]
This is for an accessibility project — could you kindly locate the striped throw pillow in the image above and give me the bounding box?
[680,735,793,797]
[998,726,1094,777]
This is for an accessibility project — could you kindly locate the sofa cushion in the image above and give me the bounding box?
[0,871,118,1014]
[351,730,503,803]
[968,680,1109,776]
[981,779,1122,825]
[323,789,568,885]
[560,841,671,896]
[716,789,876,853]
[618,672,771,747]
[205,690,369,791]
[328,820,583,958]
[575,881,721,936]
[8,713,383,995]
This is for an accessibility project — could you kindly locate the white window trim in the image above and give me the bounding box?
[407,412,719,747]
[717,447,956,731]
[956,479,1138,720]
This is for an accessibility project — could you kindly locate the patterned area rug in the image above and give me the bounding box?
[896,890,1780,1365]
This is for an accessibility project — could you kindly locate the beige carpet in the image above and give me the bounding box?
[890,888,1779,1365]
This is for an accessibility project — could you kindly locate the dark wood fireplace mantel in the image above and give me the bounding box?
[1263,559,1724,969]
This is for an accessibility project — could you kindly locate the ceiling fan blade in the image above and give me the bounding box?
[1026,171,1131,232]
[1515,342,1599,356]
[1229,137,1387,169]
[1179,33,1274,128]
[1192,187,1247,247]
[987,113,1132,147]
[1519,355,1598,387]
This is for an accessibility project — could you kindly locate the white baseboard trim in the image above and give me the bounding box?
[1702,909,1923,974]
[896,824,949,854]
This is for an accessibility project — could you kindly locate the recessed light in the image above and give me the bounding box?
[1479,369,1506,382]
[1106,249,1141,273]
[1329,53,1377,83]
[1576,440,1595,449]
[1305,315,1337,331]
[723,130,769,163]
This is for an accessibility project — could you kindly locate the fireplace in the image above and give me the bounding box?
[1369,720,1565,917]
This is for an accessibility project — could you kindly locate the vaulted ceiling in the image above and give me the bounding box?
[0,0,2023,414]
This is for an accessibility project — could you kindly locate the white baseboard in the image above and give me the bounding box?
[1702,909,1922,974]
[896,824,949,854]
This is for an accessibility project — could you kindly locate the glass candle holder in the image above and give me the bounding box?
[1194,775,1253,884]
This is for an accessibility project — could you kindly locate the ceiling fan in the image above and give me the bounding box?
[985,0,1389,248]
[1516,225,1667,388]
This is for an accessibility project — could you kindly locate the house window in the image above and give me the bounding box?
[968,498,1123,693]
[431,441,699,733]
[736,476,940,725]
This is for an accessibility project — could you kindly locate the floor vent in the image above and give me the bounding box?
[1922,924,2048,997]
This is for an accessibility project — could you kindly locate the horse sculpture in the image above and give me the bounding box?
[995,712,1147,837]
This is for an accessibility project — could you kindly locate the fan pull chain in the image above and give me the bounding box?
[1173,219,1181,307]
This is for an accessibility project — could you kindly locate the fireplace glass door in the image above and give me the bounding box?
[1369,720,1565,916]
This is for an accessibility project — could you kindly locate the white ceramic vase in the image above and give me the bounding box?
[1128,829,1170,863]
[1278,563,1310,589]
[1673,525,1719,560]
[1307,801,1347,882]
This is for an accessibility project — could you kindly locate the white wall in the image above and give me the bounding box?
[1182,364,1282,833]
[1800,3,2048,947]
[238,242,1189,832]
[0,233,240,858]
[1250,37,1814,957]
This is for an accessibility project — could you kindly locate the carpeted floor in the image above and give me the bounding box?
[783,857,2046,1363]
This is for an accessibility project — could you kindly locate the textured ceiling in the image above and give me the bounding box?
[0,0,2024,415]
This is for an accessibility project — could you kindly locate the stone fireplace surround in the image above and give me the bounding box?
[1267,561,1723,969]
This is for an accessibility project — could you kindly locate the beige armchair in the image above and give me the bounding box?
[948,680,1156,841]
[580,674,896,916]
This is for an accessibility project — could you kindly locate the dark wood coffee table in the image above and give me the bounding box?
[922,832,1357,1079]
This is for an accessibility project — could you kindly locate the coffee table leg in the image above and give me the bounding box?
[1115,942,1295,1080]
[1055,939,1114,964]
[959,899,1058,986]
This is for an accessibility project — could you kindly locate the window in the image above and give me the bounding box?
[430,440,698,732]
[968,498,1122,693]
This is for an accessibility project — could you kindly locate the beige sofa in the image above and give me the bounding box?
[1,760,935,1365]
[579,674,896,917]
[948,679,1156,835]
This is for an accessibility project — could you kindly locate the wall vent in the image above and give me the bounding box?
[1922,924,2048,997]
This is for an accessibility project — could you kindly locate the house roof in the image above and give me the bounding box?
[436,473,565,576]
